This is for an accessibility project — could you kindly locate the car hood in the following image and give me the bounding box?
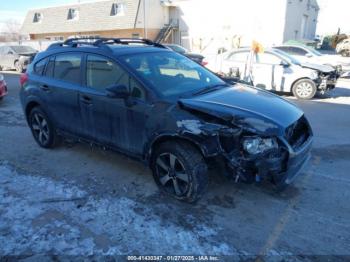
[300,62,335,73]
[18,52,37,56]
[307,55,350,67]
[179,84,303,135]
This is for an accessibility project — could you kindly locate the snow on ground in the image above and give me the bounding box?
[0,162,235,256]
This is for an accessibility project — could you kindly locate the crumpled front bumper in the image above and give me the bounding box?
[225,135,313,186]
[273,136,313,186]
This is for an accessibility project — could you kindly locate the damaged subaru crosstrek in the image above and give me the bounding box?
[20,38,313,202]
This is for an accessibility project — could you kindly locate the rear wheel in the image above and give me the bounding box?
[292,79,317,100]
[151,141,208,203]
[28,107,60,148]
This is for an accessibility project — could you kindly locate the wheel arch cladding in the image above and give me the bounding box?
[25,101,41,119]
[146,134,210,166]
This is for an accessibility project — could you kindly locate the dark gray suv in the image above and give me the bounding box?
[19,38,313,202]
[0,45,37,72]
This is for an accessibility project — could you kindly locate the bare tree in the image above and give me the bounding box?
[1,19,21,41]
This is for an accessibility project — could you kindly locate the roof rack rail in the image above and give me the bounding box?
[61,37,166,49]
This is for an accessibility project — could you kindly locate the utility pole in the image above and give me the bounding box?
[143,0,147,38]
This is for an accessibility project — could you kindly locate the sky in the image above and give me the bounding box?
[0,0,349,35]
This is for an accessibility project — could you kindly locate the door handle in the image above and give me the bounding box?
[80,95,92,105]
[40,84,50,92]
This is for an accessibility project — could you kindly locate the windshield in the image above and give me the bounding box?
[273,49,301,65]
[10,46,37,54]
[121,51,225,98]
[304,46,322,56]
[167,45,188,54]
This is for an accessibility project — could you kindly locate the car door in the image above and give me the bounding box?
[79,54,151,155]
[0,47,4,68]
[222,51,250,80]
[2,47,15,68]
[39,53,84,135]
[252,52,285,91]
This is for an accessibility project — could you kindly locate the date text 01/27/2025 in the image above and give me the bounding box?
[127,256,220,261]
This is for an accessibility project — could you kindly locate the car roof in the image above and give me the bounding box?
[36,39,171,61]
[231,47,276,53]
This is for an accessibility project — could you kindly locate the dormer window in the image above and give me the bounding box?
[110,3,125,16]
[68,8,79,20]
[33,13,42,23]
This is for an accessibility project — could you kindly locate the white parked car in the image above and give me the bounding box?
[273,44,350,72]
[217,48,339,99]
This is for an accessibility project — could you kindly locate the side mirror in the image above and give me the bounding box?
[306,53,313,58]
[280,60,290,67]
[106,84,129,98]
[8,51,14,55]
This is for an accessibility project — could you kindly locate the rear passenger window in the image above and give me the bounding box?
[54,54,81,84]
[34,58,47,75]
[227,52,249,62]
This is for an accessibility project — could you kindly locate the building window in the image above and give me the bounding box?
[110,3,125,16]
[33,13,43,23]
[67,8,79,20]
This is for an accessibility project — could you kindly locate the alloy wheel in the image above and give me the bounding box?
[31,112,50,145]
[296,81,313,98]
[155,153,190,196]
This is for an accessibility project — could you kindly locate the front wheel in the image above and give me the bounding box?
[151,141,208,203]
[28,107,60,148]
[292,79,317,100]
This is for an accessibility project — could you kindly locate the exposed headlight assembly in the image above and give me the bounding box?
[242,137,278,155]
[310,70,319,79]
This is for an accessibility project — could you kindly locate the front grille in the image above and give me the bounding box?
[285,116,310,149]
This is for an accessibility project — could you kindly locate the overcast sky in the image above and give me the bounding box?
[0,0,349,35]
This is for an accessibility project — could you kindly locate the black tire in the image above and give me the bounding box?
[28,107,60,148]
[151,141,208,203]
[292,79,317,100]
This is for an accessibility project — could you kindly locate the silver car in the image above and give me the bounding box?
[0,45,37,73]
[217,48,339,99]
[274,44,350,72]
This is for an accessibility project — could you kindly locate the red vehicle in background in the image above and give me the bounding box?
[0,74,8,100]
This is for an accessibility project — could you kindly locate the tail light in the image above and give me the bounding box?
[20,73,28,87]
[201,59,208,67]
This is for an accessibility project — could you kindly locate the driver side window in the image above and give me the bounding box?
[86,54,146,100]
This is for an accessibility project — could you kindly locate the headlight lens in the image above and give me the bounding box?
[242,137,278,155]
[310,71,319,79]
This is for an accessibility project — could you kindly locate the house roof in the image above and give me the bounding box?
[20,0,142,35]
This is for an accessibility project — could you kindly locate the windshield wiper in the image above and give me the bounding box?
[192,84,230,96]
